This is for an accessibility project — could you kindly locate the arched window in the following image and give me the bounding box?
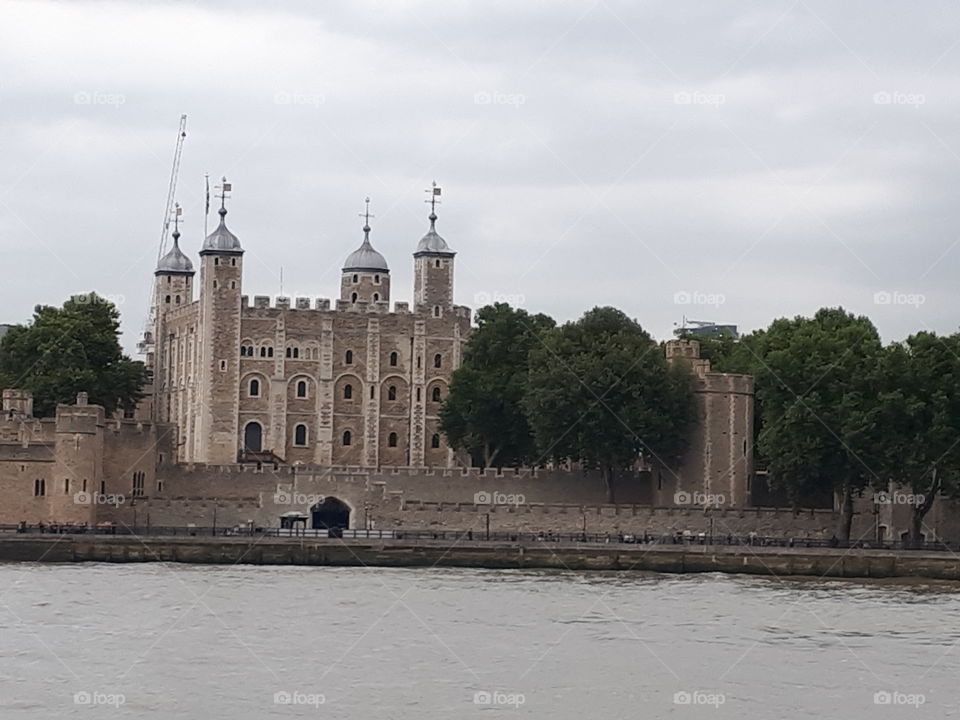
[260,346,267,358]
[294,424,308,446]
[244,422,263,452]
[267,347,274,358]
[432,387,441,402]
[433,306,440,317]
[431,434,441,449]
[249,378,260,397]
[343,384,352,400]
[374,274,380,284]
[373,293,379,302]
[345,350,353,364]
[389,351,398,366]
[434,353,442,368]
[435,259,441,268]
[286,347,292,358]
[342,430,352,446]
[351,292,358,303]
[164,295,171,304]
[388,432,398,447]
[296,380,307,398]
[352,274,359,283]
[387,386,397,401]
[247,345,253,356]
[175,295,181,305]
[240,346,247,357]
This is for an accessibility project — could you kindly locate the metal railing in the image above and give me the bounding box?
[0,524,952,551]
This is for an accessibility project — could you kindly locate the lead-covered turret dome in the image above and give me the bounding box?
[155,230,195,275]
[343,225,389,273]
[414,212,455,257]
[200,207,243,255]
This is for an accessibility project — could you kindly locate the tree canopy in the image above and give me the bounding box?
[0,293,146,417]
[440,300,960,541]
[439,303,555,467]
[524,307,696,501]
[750,308,886,538]
[874,332,960,544]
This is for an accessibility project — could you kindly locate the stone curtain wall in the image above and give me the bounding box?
[107,464,799,537]
[100,463,960,544]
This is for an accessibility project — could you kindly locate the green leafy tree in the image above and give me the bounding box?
[875,332,960,546]
[0,293,146,417]
[440,303,555,467]
[752,308,886,539]
[524,307,696,502]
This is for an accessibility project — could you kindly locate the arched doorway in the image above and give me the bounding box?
[311,497,351,530]
[243,422,263,453]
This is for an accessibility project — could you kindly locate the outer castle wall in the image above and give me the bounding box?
[4,341,957,544]
[92,463,960,544]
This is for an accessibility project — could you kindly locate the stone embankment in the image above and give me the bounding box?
[2,536,960,580]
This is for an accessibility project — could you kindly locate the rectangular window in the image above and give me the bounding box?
[132,472,144,498]
[63,478,70,494]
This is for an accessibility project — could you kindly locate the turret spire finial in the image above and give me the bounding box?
[214,176,232,217]
[359,196,374,234]
[172,203,182,243]
[425,181,441,226]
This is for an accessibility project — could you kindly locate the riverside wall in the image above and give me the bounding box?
[3,536,960,581]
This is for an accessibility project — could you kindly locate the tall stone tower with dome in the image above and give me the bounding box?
[149,182,472,467]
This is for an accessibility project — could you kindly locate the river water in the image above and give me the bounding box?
[0,563,957,718]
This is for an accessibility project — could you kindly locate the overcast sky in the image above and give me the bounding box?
[1,0,958,353]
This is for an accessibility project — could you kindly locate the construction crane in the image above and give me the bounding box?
[139,115,187,363]
[156,114,188,263]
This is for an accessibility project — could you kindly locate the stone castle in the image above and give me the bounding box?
[5,186,948,543]
[145,195,469,469]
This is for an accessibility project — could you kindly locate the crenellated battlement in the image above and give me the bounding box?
[239,295,415,317]
[104,417,168,437]
[54,404,104,434]
[161,462,649,481]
